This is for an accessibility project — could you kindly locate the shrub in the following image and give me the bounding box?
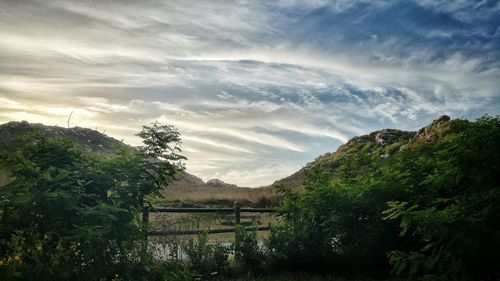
[182,232,232,277]
[267,116,500,280]
[234,226,265,270]
[0,122,186,280]
[267,173,406,275]
[383,116,500,280]
[0,226,78,280]
[156,261,193,281]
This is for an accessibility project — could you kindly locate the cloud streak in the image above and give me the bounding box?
[0,0,498,186]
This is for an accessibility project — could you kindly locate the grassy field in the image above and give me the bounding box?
[154,184,282,207]
[148,211,277,242]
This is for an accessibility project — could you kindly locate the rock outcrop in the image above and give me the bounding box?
[0,120,250,190]
[207,179,237,188]
[0,121,126,154]
[413,115,451,143]
[274,115,452,190]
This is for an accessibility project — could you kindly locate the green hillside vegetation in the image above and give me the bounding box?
[0,116,498,281]
[0,121,128,187]
[267,115,499,280]
[0,121,128,155]
[274,125,417,190]
[0,123,187,280]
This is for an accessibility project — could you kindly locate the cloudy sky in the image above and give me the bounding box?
[0,0,499,186]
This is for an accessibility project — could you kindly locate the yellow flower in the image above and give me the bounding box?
[14,255,21,262]
[0,260,4,266]
[36,245,43,252]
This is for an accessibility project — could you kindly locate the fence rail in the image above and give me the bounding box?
[142,204,277,236]
[148,226,271,236]
[146,207,276,213]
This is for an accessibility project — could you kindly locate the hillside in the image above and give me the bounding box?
[0,121,276,206]
[0,122,170,182]
[274,115,451,189]
[0,121,212,186]
[0,121,128,154]
[0,116,454,204]
[267,114,499,279]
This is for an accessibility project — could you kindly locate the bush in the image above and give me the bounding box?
[267,116,500,280]
[234,226,265,270]
[0,123,186,280]
[0,227,78,280]
[182,232,232,277]
[383,116,500,280]
[267,174,405,274]
[156,261,193,281]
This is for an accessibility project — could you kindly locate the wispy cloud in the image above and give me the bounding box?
[0,0,498,186]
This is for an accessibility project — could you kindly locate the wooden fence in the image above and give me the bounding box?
[142,205,277,236]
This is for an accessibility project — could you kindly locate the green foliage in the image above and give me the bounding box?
[383,116,500,280]
[268,159,406,274]
[0,122,187,280]
[266,183,335,271]
[182,232,232,277]
[268,116,500,279]
[156,261,193,281]
[234,226,265,270]
[0,226,77,280]
[136,121,186,194]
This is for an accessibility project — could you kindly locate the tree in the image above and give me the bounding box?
[0,122,186,280]
[267,116,500,280]
[383,116,500,280]
[136,121,186,199]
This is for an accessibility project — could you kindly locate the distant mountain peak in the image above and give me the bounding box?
[207,178,237,188]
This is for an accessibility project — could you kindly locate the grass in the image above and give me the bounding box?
[148,211,278,242]
[156,184,281,207]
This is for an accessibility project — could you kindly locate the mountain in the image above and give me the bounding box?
[0,121,207,188]
[0,121,281,207]
[0,121,127,154]
[207,178,237,188]
[274,115,451,189]
[0,117,456,206]
[1,116,453,190]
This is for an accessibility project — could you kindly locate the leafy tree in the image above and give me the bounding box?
[136,121,186,197]
[182,232,232,277]
[384,116,500,280]
[267,116,499,280]
[234,226,265,270]
[0,122,186,280]
[268,166,406,275]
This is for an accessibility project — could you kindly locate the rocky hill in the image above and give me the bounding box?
[0,121,235,190]
[0,117,455,204]
[274,115,451,189]
[0,121,127,154]
[207,178,237,188]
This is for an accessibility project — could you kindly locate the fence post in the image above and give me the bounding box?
[234,201,241,225]
[142,205,150,224]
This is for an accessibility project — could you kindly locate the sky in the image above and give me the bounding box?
[0,0,499,187]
